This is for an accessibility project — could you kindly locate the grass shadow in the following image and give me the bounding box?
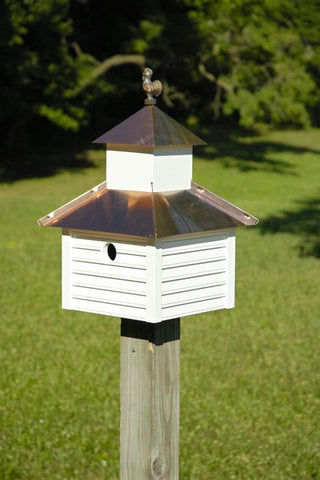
[0,144,96,183]
[260,195,320,258]
[197,128,320,175]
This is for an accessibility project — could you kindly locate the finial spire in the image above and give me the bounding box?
[142,67,162,105]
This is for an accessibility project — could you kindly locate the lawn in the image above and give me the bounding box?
[0,128,319,479]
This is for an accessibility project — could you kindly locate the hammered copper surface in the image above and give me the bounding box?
[92,106,207,147]
[39,183,258,241]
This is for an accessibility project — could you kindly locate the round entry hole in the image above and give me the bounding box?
[107,243,117,261]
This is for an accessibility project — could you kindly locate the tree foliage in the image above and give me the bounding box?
[0,0,82,150]
[181,0,319,129]
[0,0,319,158]
[128,0,320,129]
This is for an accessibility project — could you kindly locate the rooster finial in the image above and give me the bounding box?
[142,67,162,105]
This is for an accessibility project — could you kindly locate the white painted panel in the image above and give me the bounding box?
[159,234,227,250]
[162,284,226,307]
[71,286,146,307]
[161,240,227,257]
[72,273,146,294]
[63,234,149,318]
[162,271,226,294]
[107,147,192,192]
[71,246,146,267]
[71,261,146,281]
[71,236,146,254]
[153,148,192,191]
[162,259,226,281]
[71,298,147,321]
[70,237,147,276]
[161,296,227,321]
[159,232,234,319]
[146,245,162,323]
[107,150,154,191]
[62,232,71,309]
[226,232,236,308]
[162,246,226,268]
[63,231,236,321]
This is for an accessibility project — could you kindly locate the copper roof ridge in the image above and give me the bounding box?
[38,181,107,227]
[152,106,207,146]
[191,181,259,226]
[149,105,155,147]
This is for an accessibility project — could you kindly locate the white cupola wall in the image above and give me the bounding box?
[106,145,192,192]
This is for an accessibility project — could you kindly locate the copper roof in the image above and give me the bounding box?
[38,182,258,243]
[92,105,207,147]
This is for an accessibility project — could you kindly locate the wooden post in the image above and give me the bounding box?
[120,318,180,480]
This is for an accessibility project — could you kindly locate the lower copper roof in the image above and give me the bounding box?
[38,182,258,242]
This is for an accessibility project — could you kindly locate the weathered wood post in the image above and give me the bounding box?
[121,318,180,479]
[38,67,258,479]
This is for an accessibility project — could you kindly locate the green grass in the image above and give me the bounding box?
[1,128,319,479]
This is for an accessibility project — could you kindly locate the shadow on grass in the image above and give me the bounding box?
[198,128,320,174]
[2,128,319,181]
[260,196,320,258]
[0,144,95,183]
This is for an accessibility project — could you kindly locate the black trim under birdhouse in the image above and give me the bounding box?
[121,318,180,346]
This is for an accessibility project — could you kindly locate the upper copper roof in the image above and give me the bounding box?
[38,182,258,243]
[92,105,207,147]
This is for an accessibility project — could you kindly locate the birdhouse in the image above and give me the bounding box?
[38,68,258,323]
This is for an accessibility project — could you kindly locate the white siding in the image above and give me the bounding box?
[226,232,236,308]
[159,233,235,320]
[62,233,72,309]
[145,245,162,323]
[61,231,235,322]
[62,233,148,321]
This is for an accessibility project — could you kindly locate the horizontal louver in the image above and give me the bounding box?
[160,236,230,320]
[62,231,235,322]
[161,296,226,320]
[67,235,148,320]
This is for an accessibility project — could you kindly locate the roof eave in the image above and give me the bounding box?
[38,180,107,227]
[38,183,258,240]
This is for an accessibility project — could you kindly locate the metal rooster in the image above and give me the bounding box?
[142,67,163,105]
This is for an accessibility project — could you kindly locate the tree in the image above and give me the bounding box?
[128,0,319,129]
[0,0,150,155]
[0,0,83,151]
[1,0,320,163]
